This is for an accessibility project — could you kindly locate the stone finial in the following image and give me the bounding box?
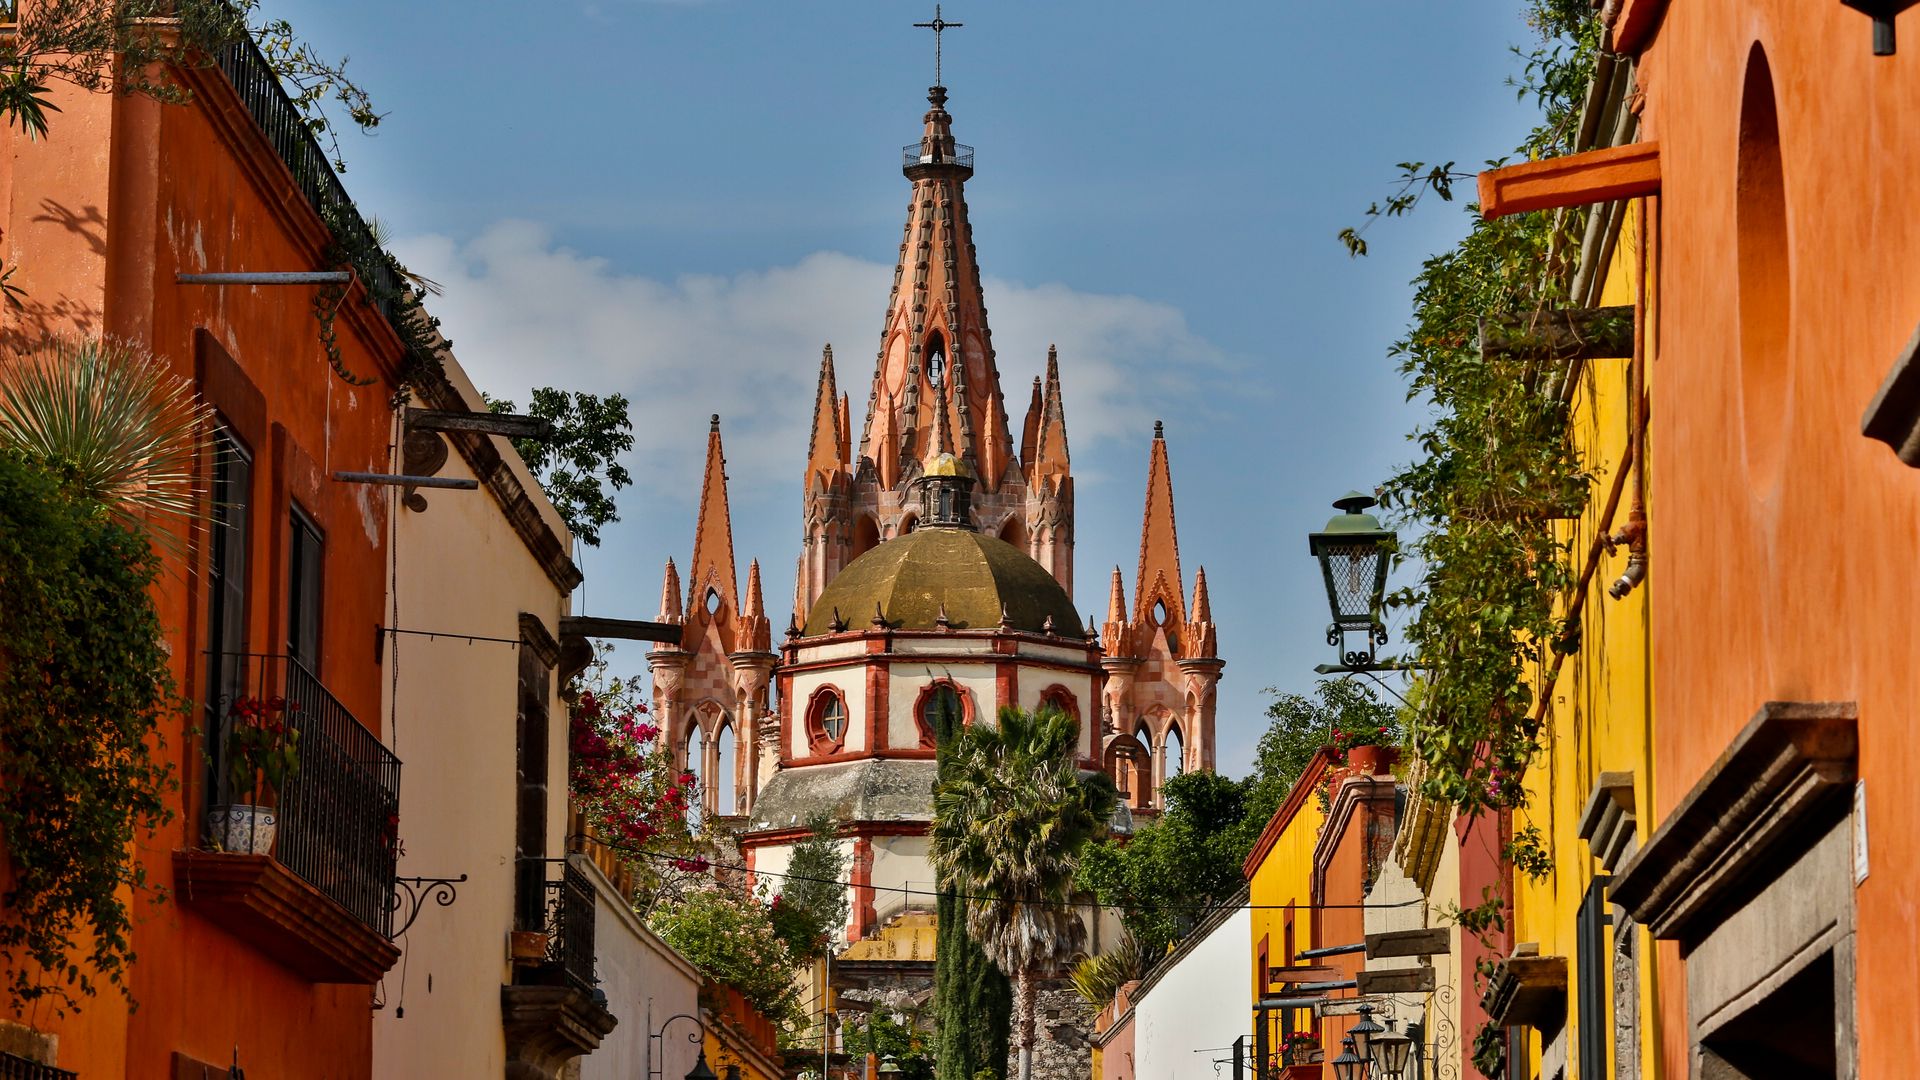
[829,607,848,633]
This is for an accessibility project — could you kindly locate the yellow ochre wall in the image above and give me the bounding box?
[1245,751,1333,1045]
[1509,204,1661,1080]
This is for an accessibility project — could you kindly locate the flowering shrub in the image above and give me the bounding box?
[1330,723,1395,755]
[226,694,300,805]
[648,883,805,1028]
[568,685,692,850]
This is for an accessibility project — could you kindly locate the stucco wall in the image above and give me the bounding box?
[584,864,702,1080]
[1132,908,1250,1080]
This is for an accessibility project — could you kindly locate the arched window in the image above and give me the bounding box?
[684,725,706,829]
[1163,724,1184,784]
[1039,686,1079,746]
[852,515,881,560]
[807,688,850,754]
[999,517,1028,549]
[714,722,736,816]
[899,512,918,535]
[916,682,967,748]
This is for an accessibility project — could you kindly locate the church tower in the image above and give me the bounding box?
[1099,421,1221,809]
[799,87,1075,619]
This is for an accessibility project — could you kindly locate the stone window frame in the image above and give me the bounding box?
[805,686,850,755]
[913,679,972,749]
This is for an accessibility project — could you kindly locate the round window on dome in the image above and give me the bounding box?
[808,689,849,753]
[917,682,966,748]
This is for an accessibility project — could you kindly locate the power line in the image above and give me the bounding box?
[572,833,1424,914]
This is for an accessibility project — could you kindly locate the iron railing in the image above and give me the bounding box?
[211,32,403,320]
[901,142,975,170]
[0,1052,76,1080]
[207,653,402,937]
[542,862,599,995]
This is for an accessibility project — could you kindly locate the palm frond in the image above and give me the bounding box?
[0,336,215,554]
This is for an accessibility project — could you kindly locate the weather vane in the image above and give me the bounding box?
[913,4,963,87]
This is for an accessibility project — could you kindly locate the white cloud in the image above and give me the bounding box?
[393,220,1234,500]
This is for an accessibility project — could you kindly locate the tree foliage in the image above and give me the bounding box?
[490,388,634,547]
[929,706,1116,1080]
[0,449,178,1013]
[1245,679,1399,818]
[770,812,849,962]
[648,883,806,1028]
[929,694,1011,1080]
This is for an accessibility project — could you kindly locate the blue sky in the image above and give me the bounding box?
[276,0,1547,770]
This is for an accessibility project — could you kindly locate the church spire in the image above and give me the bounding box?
[688,414,739,615]
[658,558,684,623]
[1030,345,1070,484]
[805,344,845,488]
[859,86,1016,491]
[1133,420,1187,628]
[740,558,771,652]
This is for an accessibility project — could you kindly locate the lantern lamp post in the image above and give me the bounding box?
[1348,1004,1384,1062]
[1369,1018,1415,1080]
[1330,1036,1368,1080]
[1308,491,1401,673]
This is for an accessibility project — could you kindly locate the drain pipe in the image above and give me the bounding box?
[1608,197,1651,600]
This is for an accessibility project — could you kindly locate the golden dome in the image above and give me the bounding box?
[804,528,1082,637]
[923,452,973,478]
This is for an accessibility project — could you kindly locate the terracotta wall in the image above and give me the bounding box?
[1633,2,1920,1075]
[1,48,404,1078]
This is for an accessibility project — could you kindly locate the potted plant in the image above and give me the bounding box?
[1332,723,1397,777]
[1281,1032,1323,1076]
[211,694,300,854]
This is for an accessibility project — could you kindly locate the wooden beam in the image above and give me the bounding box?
[1478,142,1660,220]
[1268,964,1340,984]
[1364,927,1452,959]
[407,406,555,441]
[1480,306,1633,362]
[559,616,684,644]
[1355,967,1437,996]
[332,471,478,490]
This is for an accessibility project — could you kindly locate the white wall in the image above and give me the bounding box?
[886,662,995,747]
[790,668,864,756]
[1132,907,1251,1080]
[582,861,702,1080]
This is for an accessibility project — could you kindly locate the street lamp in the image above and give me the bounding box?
[879,1056,903,1076]
[685,1050,719,1080]
[1309,491,1395,671]
[1348,1004,1384,1061]
[1330,1036,1368,1080]
[1369,1018,1415,1080]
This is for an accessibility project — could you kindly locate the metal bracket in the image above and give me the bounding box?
[389,874,468,940]
[406,406,555,441]
[332,471,478,490]
[176,271,353,285]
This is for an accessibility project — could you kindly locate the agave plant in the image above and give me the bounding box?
[0,336,215,552]
[1068,934,1142,1009]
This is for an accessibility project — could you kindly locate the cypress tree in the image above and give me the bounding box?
[930,694,1011,1080]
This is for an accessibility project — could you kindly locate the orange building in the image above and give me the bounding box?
[0,20,418,1078]
[1477,1,1920,1075]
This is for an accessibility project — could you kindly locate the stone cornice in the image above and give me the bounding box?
[1610,701,1857,945]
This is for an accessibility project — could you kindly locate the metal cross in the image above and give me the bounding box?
[913,4,963,87]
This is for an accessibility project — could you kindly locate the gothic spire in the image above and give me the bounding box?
[1188,565,1218,659]
[688,414,739,615]
[805,344,844,489]
[1021,376,1043,472]
[740,558,771,652]
[1030,345,1071,485]
[658,558,684,622]
[859,86,1016,491]
[1133,420,1187,628]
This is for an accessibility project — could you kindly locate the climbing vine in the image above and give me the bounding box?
[1354,0,1601,818]
[0,450,178,1014]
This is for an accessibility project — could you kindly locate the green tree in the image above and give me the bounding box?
[1244,679,1399,822]
[1077,770,1253,960]
[930,696,1011,1080]
[770,812,849,961]
[930,707,1116,1080]
[490,388,634,546]
[648,883,805,1028]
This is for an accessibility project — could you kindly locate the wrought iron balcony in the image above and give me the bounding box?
[0,1052,76,1080]
[208,652,402,937]
[539,861,600,996]
[211,31,403,321]
[902,142,975,171]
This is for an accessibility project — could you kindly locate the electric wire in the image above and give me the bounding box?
[571,832,1424,913]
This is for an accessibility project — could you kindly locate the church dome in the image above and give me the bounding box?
[804,528,1083,637]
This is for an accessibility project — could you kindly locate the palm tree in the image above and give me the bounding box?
[929,705,1117,1080]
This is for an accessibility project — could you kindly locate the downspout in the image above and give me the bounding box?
[1606,197,1650,599]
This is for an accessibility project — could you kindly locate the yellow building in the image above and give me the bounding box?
[1492,79,1662,1080]
[1243,750,1332,1071]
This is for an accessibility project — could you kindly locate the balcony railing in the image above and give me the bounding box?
[211,31,403,321]
[902,142,975,170]
[0,1053,76,1080]
[208,653,402,937]
[526,857,599,991]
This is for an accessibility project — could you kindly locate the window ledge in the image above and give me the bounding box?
[172,850,400,984]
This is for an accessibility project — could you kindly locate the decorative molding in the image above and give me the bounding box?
[519,612,560,667]
[172,851,401,984]
[1861,317,1920,467]
[1610,702,1858,945]
[1576,771,1638,873]
[1478,142,1661,220]
[500,984,617,1079]
[1482,949,1568,1029]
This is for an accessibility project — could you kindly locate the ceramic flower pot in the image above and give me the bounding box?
[1344,743,1387,776]
[209,804,277,855]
